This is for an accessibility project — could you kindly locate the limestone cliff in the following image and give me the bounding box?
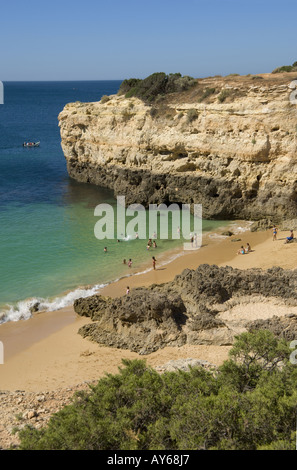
[58,73,297,221]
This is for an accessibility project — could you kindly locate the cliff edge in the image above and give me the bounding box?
[58,73,297,221]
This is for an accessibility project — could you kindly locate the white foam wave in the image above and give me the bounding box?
[228,221,253,234]
[0,283,107,324]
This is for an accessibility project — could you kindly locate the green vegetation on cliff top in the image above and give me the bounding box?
[272,61,297,73]
[17,330,297,450]
[118,72,197,102]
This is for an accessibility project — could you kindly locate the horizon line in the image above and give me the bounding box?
[2,79,125,82]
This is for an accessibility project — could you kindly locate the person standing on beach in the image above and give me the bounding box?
[126,286,130,295]
[272,225,278,241]
[152,256,156,270]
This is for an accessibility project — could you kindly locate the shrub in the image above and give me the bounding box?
[272,61,297,73]
[121,110,135,122]
[17,331,297,450]
[100,95,110,104]
[118,73,196,103]
[272,65,294,73]
[165,73,196,93]
[218,89,232,103]
[186,109,198,123]
[198,87,216,102]
[118,78,142,95]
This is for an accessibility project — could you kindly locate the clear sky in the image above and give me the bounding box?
[1,0,296,81]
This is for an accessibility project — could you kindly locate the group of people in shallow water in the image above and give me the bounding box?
[120,236,158,286]
[146,238,157,250]
[124,237,157,295]
[123,258,133,268]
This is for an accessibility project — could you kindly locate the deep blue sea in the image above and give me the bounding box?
[0,81,229,323]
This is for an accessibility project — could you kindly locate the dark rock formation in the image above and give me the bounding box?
[73,295,112,321]
[248,314,297,342]
[78,289,187,355]
[74,264,297,354]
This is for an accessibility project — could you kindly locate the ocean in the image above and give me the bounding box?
[0,81,229,323]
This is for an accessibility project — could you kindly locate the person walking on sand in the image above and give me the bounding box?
[126,286,130,295]
[152,256,156,270]
[272,225,278,241]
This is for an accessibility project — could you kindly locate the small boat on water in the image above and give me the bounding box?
[23,141,40,147]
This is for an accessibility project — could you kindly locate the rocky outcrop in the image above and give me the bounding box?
[76,290,188,355]
[75,264,297,354]
[0,383,96,449]
[247,314,297,341]
[59,73,297,221]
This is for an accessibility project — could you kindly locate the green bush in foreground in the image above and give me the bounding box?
[17,330,297,450]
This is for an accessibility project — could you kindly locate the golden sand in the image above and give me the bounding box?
[1,226,296,392]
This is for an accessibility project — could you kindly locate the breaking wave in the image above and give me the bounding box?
[0,283,107,324]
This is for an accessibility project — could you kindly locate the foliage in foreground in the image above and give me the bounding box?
[118,72,196,102]
[18,330,297,450]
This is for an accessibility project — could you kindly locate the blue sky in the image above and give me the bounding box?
[1,0,296,80]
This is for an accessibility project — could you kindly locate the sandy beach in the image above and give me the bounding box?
[1,225,296,392]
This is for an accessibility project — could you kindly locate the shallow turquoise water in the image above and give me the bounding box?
[0,82,230,322]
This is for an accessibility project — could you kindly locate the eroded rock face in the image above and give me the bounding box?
[59,74,297,221]
[78,290,187,355]
[247,314,297,341]
[75,264,297,354]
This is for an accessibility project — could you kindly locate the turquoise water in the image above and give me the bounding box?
[0,82,229,323]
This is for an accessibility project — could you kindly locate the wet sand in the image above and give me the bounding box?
[1,227,296,392]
